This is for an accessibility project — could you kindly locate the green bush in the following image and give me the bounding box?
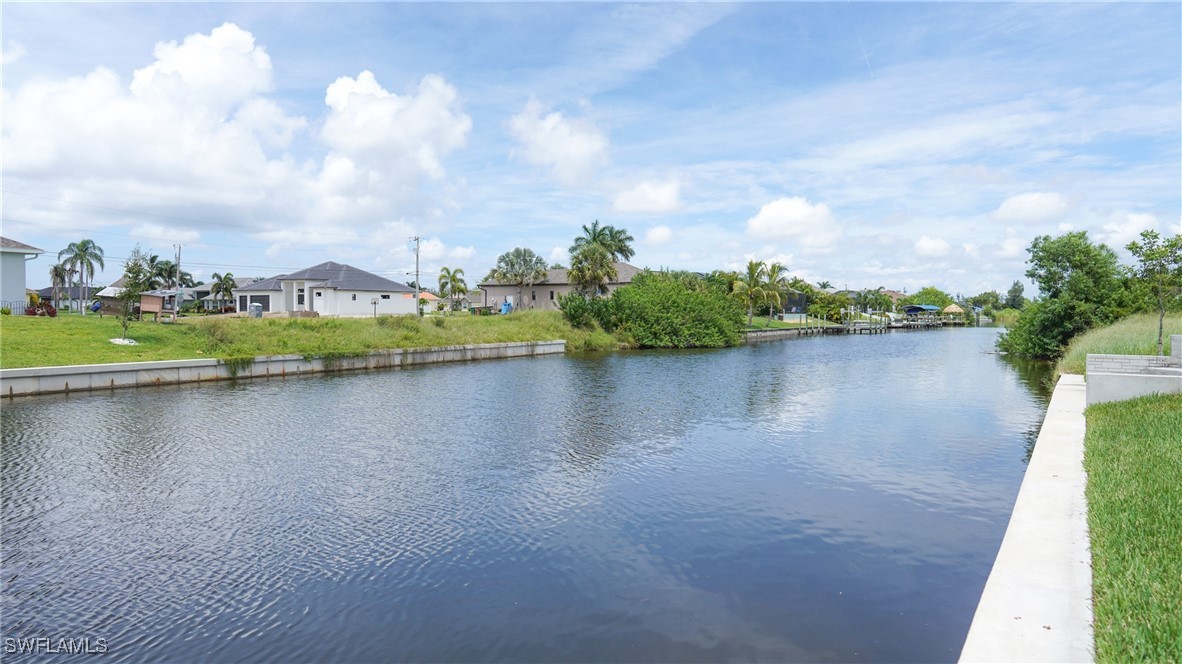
[557,291,595,329]
[611,271,742,348]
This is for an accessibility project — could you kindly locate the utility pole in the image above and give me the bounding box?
[174,243,182,290]
[413,236,421,317]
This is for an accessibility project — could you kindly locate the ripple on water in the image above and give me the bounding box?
[1,329,1049,662]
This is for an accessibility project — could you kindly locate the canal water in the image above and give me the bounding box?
[1,327,1051,662]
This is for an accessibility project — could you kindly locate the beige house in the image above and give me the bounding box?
[479,263,643,311]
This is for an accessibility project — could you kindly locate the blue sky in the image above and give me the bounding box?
[3,2,1179,295]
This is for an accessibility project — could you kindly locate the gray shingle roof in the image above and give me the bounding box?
[278,262,414,292]
[236,275,285,292]
[0,237,44,253]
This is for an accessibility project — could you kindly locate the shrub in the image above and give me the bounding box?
[376,314,421,331]
[557,291,595,329]
[23,301,57,317]
[0,307,10,316]
[611,271,742,348]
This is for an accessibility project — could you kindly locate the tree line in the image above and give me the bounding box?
[998,229,1181,358]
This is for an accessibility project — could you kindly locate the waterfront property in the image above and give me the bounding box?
[240,262,417,317]
[480,262,643,311]
[0,328,1051,661]
[0,236,44,313]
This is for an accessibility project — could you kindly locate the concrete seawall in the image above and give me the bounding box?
[960,374,1092,662]
[0,340,566,399]
[742,328,806,343]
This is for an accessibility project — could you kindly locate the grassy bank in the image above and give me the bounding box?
[1055,312,1181,377]
[1085,394,1182,662]
[0,311,618,369]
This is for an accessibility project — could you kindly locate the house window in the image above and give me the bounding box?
[315,291,322,297]
[381,294,390,300]
[297,288,305,306]
[549,290,554,301]
[352,294,357,301]
[531,290,536,301]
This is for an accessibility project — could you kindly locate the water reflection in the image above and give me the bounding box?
[2,327,1049,662]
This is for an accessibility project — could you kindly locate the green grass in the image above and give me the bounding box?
[991,308,1021,326]
[1056,313,1182,377]
[745,315,836,329]
[1085,394,1182,662]
[0,310,619,368]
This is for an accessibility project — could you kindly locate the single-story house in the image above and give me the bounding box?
[445,290,484,311]
[232,275,284,313]
[479,263,643,311]
[37,285,89,312]
[236,262,417,317]
[1,237,44,312]
[185,277,256,311]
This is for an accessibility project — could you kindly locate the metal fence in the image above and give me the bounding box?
[1,301,28,315]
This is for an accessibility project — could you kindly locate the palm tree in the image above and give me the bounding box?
[490,248,548,311]
[58,239,105,316]
[763,262,789,323]
[604,226,635,262]
[732,260,768,327]
[438,266,468,314]
[570,220,635,262]
[210,272,237,311]
[49,263,71,311]
[568,244,617,296]
[816,280,833,290]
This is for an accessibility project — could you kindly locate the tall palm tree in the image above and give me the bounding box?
[49,263,70,311]
[732,260,768,327]
[210,272,237,311]
[570,220,635,262]
[568,243,617,296]
[763,262,789,323]
[58,239,105,316]
[438,266,468,314]
[490,248,548,311]
[604,226,635,262]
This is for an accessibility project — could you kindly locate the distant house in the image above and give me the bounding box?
[1,237,44,312]
[237,262,417,316]
[186,277,255,311]
[37,285,89,312]
[445,290,484,311]
[232,275,284,313]
[479,263,643,311]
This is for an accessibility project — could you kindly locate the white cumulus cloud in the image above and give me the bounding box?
[1102,212,1158,249]
[321,70,470,179]
[509,99,608,185]
[745,196,841,249]
[614,179,681,214]
[992,192,1068,224]
[644,225,673,245]
[914,235,950,257]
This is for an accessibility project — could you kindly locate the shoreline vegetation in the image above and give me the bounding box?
[0,311,620,370]
[1,308,846,371]
[1054,312,1181,378]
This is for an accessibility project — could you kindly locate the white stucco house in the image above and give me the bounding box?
[1,237,44,311]
[233,262,418,316]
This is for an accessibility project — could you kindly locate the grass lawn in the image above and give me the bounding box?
[1056,313,1182,377]
[1085,393,1182,662]
[0,310,618,369]
[745,315,835,330]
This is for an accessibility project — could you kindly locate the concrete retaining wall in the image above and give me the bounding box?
[960,374,1093,663]
[1084,334,1182,406]
[742,328,805,343]
[0,340,566,399]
